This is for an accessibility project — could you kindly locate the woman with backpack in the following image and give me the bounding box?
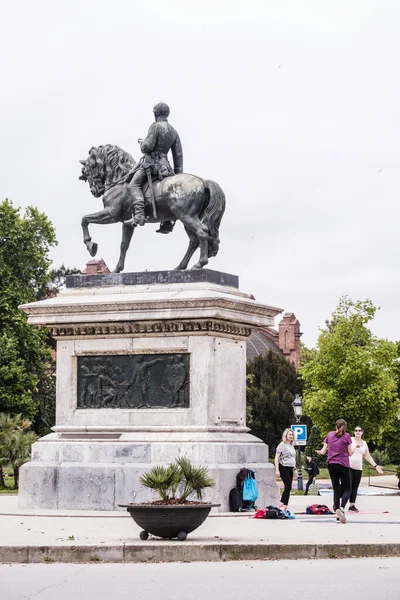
[275,428,298,510]
[317,419,354,524]
[304,455,319,495]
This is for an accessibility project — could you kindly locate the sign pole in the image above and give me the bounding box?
[291,423,306,492]
[296,445,303,491]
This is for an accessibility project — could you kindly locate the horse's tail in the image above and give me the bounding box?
[203,180,226,258]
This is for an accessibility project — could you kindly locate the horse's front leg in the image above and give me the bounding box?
[114,223,135,273]
[81,209,115,257]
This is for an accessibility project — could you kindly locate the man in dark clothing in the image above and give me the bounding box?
[125,102,183,233]
[304,455,319,495]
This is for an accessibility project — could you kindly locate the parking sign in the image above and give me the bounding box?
[291,424,307,445]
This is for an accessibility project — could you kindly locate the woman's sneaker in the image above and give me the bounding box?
[335,508,346,523]
[348,505,359,512]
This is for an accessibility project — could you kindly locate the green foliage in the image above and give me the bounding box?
[300,297,399,442]
[32,359,56,437]
[246,351,300,454]
[37,264,82,302]
[0,413,37,488]
[304,425,326,468]
[371,450,391,466]
[0,199,57,419]
[383,342,400,463]
[175,456,215,501]
[140,463,182,502]
[140,457,214,503]
[383,418,400,464]
[300,344,318,367]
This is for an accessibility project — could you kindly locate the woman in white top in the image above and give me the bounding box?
[275,428,298,510]
[349,425,383,512]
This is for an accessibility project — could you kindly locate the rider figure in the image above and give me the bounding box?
[125,102,183,233]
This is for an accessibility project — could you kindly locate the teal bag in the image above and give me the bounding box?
[242,473,258,502]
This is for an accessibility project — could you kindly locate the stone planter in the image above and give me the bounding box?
[120,503,220,540]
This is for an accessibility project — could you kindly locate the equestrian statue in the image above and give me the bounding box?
[79,102,226,273]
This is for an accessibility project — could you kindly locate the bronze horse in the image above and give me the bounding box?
[79,145,225,273]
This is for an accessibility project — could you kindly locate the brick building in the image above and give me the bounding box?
[247,313,302,369]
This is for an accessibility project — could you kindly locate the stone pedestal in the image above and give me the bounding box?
[18,270,282,511]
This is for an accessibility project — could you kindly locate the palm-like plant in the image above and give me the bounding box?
[176,456,215,501]
[140,457,215,503]
[140,463,182,502]
[0,413,37,488]
[0,413,31,433]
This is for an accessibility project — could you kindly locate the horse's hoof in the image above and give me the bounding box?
[86,241,98,257]
[191,263,204,270]
[174,265,186,271]
[113,266,122,273]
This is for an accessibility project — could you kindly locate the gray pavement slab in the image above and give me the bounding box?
[0,492,399,563]
[1,558,400,600]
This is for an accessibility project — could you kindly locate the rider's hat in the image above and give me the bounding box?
[153,102,170,117]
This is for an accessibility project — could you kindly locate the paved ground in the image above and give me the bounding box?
[0,487,399,563]
[2,558,400,600]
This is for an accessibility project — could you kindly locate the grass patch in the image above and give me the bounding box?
[0,465,17,494]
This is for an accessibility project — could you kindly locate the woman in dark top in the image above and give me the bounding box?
[304,456,319,495]
[317,419,354,524]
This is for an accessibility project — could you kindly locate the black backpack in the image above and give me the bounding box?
[229,487,244,512]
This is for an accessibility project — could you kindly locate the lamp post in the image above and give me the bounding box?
[292,393,303,491]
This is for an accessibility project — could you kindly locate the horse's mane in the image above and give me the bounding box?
[88,145,136,186]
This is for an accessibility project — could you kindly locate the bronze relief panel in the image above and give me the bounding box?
[77,353,190,409]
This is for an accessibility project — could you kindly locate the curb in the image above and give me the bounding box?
[1,542,400,564]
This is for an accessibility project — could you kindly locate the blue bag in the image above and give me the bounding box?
[242,472,258,502]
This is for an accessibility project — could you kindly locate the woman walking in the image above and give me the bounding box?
[304,455,319,495]
[349,426,383,512]
[317,419,353,523]
[275,428,298,510]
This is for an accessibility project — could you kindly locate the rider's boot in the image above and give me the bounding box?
[124,187,146,227]
[156,220,175,234]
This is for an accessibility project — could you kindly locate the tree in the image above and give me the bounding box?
[300,297,399,442]
[246,351,300,454]
[0,413,37,488]
[0,199,57,419]
[382,341,400,463]
[37,264,82,302]
[300,344,318,368]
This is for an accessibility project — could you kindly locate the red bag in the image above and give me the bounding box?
[307,504,333,515]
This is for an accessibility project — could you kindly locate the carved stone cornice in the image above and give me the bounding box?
[49,318,252,338]
[22,297,279,320]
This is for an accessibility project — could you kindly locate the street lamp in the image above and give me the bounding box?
[291,394,304,491]
[292,394,302,423]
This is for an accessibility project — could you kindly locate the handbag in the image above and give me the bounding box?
[242,473,258,502]
[308,482,320,496]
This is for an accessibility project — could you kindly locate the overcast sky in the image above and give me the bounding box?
[1,0,399,347]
